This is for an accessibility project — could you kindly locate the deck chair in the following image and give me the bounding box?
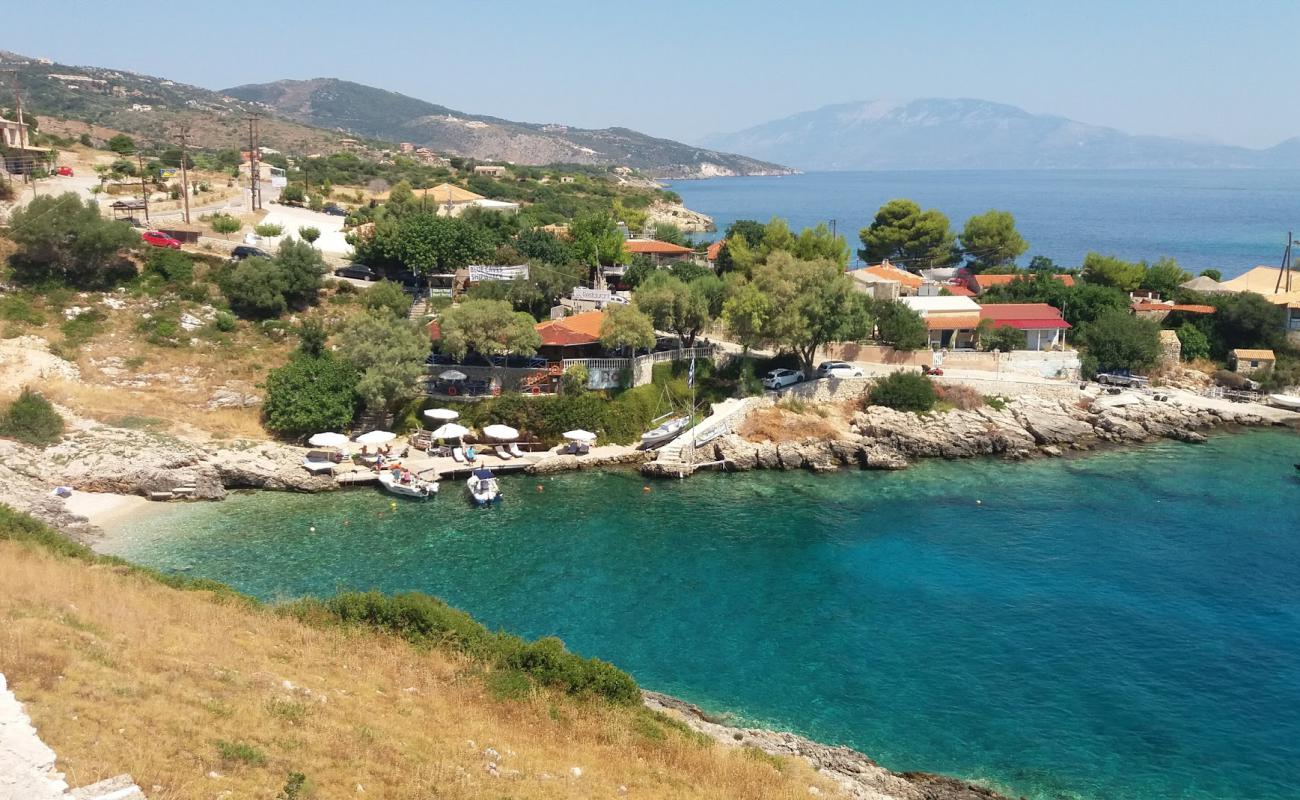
[508,442,525,458]
[495,444,514,460]
[452,447,466,463]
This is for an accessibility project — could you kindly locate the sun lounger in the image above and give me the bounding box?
[301,458,336,474]
[495,444,514,460]
[452,447,466,463]
[509,442,525,458]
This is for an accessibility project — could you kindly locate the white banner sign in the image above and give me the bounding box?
[572,287,612,302]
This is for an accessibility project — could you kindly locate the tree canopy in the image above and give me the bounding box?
[7,193,137,288]
[262,352,360,438]
[363,214,495,276]
[337,311,430,412]
[570,211,628,267]
[722,252,873,376]
[633,272,714,348]
[858,199,958,268]
[599,303,656,354]
[437,299,542,362]
[1081,253,1146,291]
[1079,309,1161,373]
[959,210,1028,272]
[1138,257,1191,298]
[874,300,929,351]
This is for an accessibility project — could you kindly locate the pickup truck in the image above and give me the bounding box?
[1095,371,1150,388]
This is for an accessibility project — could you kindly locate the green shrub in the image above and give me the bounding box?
[262,353,359,438]
[254,223,284,237]
[215,739,267,767]
[0,294,45,326]
[300,591,640,705]
[981,324,1027,352]
[361,280,411,319]
[214,310,237,332]
[221,257,288,319]
[137,315,183,347]
[561,363,589,395]
[0,389,64,446]
[145,249,194,284]
[867,371,936,412]
[1175,322,1210,362]
[60,308,104,351]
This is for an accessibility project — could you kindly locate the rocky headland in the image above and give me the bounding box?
[643,390,1298,477]
[645,692,1009,800]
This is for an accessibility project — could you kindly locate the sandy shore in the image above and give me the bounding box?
[62,491,162,535]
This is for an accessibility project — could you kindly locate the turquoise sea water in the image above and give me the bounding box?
[666,170,1300,277]
[104,432,1300,800]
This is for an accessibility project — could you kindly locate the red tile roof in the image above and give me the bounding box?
[624,239,695,255]
[1132,302,1216,314]
[974,273,1075,291]
[535,310,606,347]
[705,239,725,261]
[861,263,924,289]
[944,284,975,297]
[978,303,1071,329]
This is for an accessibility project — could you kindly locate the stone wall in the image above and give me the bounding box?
[821,343,1080,379]
[932,374,1084,401]
[1159,330,1182,368]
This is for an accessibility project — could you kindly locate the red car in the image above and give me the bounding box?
[56,166,74,177]
[141,231,182,249]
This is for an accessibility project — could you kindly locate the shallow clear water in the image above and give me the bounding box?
[105,432,1300,800]
[667,170,1300,276]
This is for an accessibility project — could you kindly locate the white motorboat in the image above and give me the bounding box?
[377,469,438,499]
[467,467,501,506]
[640,415,689,448]
[1268,393,1300,411]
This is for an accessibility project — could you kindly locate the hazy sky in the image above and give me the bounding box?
[9,0,1299,148]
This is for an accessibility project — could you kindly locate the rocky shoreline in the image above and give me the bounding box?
[644,692,1009,800]
[644,391,1299,478]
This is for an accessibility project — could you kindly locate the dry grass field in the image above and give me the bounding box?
[0,536,838,800]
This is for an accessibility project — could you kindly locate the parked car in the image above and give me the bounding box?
[762,368,803,390]
[1095,371,1150,388]
[323,203,348,216]
[141,230,181,249]
[230,245,270,261]
[334,263,377,281]
[920,364,944,377]
[816,360,864,379]
[55,166,74,177]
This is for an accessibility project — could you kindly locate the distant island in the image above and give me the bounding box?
[702,98,1300,171]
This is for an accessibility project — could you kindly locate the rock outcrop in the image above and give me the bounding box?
[527,449,650,474]
[644,201,716,233]
[644,691,1008,800]
[663,393,1294,477]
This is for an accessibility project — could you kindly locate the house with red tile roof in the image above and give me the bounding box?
[966,272,1075,294]
[978,303,1071,351]
[705,239,725,264]
[623,238,696,265]
[534,310,607,360]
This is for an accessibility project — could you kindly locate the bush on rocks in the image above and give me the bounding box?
[868,371,936,413]
[0,388,65,446]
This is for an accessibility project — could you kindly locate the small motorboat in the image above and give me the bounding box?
[640,415,689,448]
[377,469,438,499]
[467,467,501,506]
[1268,394,1300,411]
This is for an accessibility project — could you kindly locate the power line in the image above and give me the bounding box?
[174,123,191,223]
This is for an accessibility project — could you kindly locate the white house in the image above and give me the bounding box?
[900,295,982,349]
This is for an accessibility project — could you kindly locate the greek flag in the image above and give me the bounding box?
[688,355,696,388]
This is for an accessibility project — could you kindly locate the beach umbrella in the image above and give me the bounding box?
[354,430,396,445]
[563,429,597,442]
[308,432,349,447]
[483,424,519,441]
[439,369,468,381]
[423,407,459,421]
[430,422,470,440]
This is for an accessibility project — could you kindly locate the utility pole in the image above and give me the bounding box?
[829,218,837,239]
[137,150,150,226]
[246,114,262,211]
[1276,232,1293,294]
[173,124,192,223]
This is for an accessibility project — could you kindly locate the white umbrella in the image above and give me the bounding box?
[483,424,519,441]
[563,429,597,442]
[430,422,470,439]
[423,407,459,421]
[354,430,396,445]
[308,432,349,447]
[439,369,468,381]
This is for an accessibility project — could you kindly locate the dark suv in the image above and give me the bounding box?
[231,245,270,261]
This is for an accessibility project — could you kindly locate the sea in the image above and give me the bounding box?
[103,431,1300,800]
[666,170,1300,278]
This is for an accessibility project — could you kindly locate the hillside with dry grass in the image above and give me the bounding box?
[0,511,839,800]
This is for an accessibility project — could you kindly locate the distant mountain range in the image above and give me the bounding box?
[703,99,1300,170]
[222,78,792,179]
[0,51,790,179]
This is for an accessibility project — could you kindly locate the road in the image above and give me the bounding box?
[257,203,351,256]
